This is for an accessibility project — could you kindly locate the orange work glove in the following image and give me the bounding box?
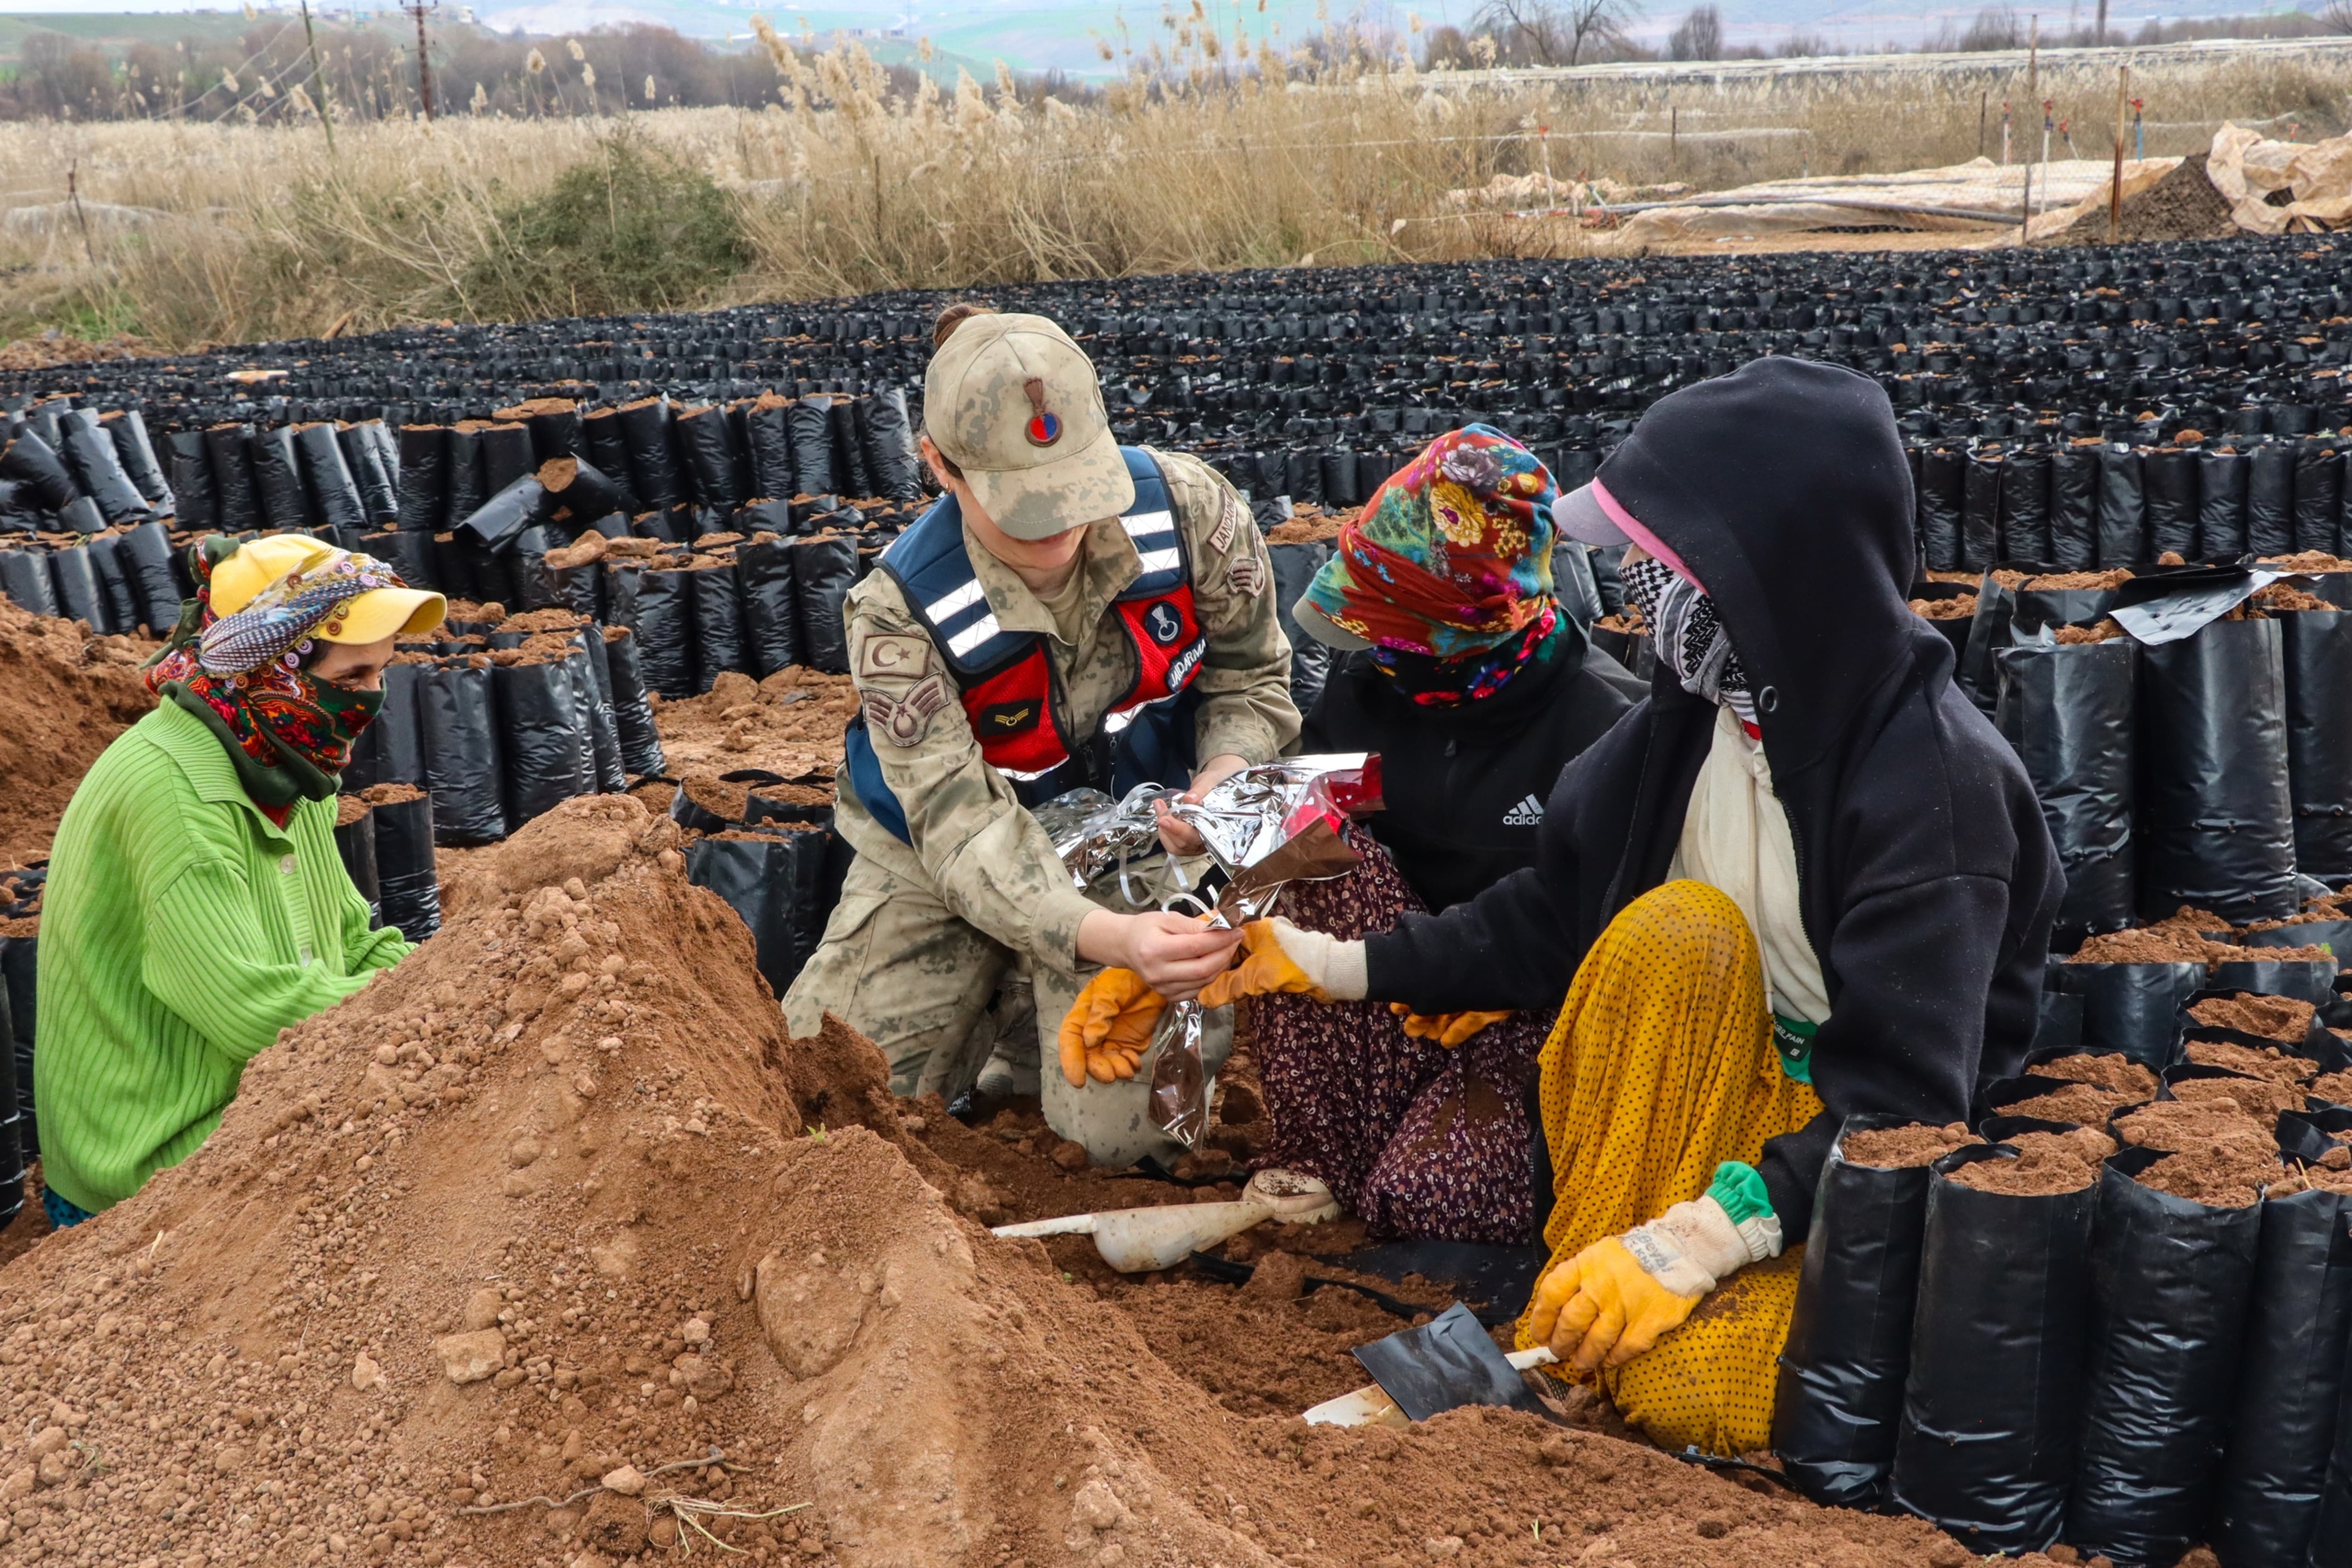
[1197,919,1331,1010]
[1390,1004,1513,1048]
[1525,1236,1702,1373]
[1057,967,1166,1087]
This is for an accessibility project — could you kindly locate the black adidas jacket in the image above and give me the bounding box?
[1301,626,1642,913]
[1363,358,2064,1237]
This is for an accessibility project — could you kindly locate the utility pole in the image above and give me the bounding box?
[2109,62,2129,241]
[299,0,337,153]
[2095,0,2108,45]
[408,0,437,120]
[2017,14,2038,245]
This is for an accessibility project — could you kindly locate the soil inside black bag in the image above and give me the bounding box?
[2033,1052,2161,1099]
[1264,511,1349,544]
[2025,570,2134,591]
[2070,906,2242,964]
[334,795,371,829]
[2005,1081,2140,1126]
[1840,1122,1980,1168]
[1907,593,1976,621]
[2170,1074,2305,1119]
[2118,1098,2279,1154]
[1950,1130,2112,1195]
[2186,1039,2319,1084]
[2053,618,2127,644]
[359,782,427,806]
[2188,993,2316,1043]
[2134,1143,2281,1206]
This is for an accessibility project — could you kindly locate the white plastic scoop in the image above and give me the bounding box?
[1303,1347,1558,1427]
[991,1199,1275,1273]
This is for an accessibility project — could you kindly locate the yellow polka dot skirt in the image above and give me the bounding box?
[1514,879,1823,1456]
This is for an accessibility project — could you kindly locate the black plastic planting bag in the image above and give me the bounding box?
[572,630,626,795]
[339,423,397,527]
[520,401,581,461]
[2210,1179,2352,1568]
[2064,1148,2265,1567]
[541,545,604,622]
[2049,447,2098,570]
[444,423,488,523]
[396,425,448,532]
[294,422,367,534]
[119,521,183,634]
[688,559,745,691]
[830,398,872,498]
[537,457,626,536]
[1772,1113,1937,1511]
[2297,445,2345,558]
[863,389,924,502]
[2249,445,2298,558]
[47,546,103,629]
[418,661,508,845]
[790,536,856,675]
[738,537,803,677]
[2098,446,2148,568]
[603,626,666,777]
[0,551,57,617]
[675,404,745,512]
[1996,637,2137,942]
[1890,1144,2097,1555]
[1962,452,2003,570]
[85,533,140,634]
[1913,448,1964,572]
[1999,451,2052,563]
[104,410,170,508]
[456,475,548,554]
[579,408,644,517]
[204,423,261,530]
[334,802,381,925]
[616,398,686,509]
[1956,570,2018,714]
[684,824,840,998]
[2,430,81,513]
[2199,446,2251,558]
[2144,447,2199,560]
[493,656,588,826]
[745,393,795,502]
[250,423,313,530]
[631,564,697,699]
[369,790,440,942]
[2281,607,2352,886]
[2139,615,2297,923]
[1270,540,1337,714]
[787,398,835,500]
[479,422,536,498]
[60,410,150,524]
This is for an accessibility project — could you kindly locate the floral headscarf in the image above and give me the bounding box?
[1299,424,1558,661]
[145,541,404,803]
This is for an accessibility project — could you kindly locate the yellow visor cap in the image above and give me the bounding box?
[322,585,447,644]
[209,535,338,615]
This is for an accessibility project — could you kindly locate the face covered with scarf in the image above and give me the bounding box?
[1620,552,1757,733]
[145,540,435,804]
[1295,424,1565,707]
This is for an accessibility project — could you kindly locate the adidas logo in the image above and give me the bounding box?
[1502,795,1545,827]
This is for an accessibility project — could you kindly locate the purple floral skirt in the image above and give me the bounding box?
[1249,832,1544,1245]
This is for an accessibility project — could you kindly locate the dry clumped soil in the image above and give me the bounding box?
[649,669,857,783]
[2189,993,2315,1042]
[2185,1039,2318,1084]
[1949,1131,2114,1196]
[1841,1122,1978,1169]
[0,598,157,865]
[2030,1053,2159,1099]
[0,793,1999,1568]
[2002,1081,2140,1127]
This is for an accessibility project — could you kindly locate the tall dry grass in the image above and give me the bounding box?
[2,39,2345,350]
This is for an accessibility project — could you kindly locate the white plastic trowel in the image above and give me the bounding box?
[990,1198,1276,1273]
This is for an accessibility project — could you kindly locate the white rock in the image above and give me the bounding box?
[435,1330,507,1385]
[352,1352,387,1393]
[601,1463,647,1496]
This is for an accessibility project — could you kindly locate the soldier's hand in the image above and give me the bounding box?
[1078,909,1243,1001]
[1155,753,1251,857]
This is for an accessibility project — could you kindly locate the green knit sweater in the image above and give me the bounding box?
[34,700,410,1213]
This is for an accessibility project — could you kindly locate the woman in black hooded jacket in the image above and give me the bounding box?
[1208,356,2063,1455]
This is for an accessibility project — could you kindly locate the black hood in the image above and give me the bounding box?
[1596,356,1947,774]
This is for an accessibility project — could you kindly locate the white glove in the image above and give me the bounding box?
[1618,1195,1783,1298]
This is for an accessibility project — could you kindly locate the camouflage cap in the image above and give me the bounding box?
[924,312,1134,541]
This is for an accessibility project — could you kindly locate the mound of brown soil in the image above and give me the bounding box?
[2260,552,2352,573]
[2312,1068,2352,1106]
[2067,152,2236,245]
[0,598,159,865]
[2031,1053,2159,1099]
[2169,1074,2304,1119]
[2254,581,2334,613]
[2054,619,2127,644]
[1950,1130,2112,1195]
[2025,570,2134,591]
[2190,993,2315,1043]
[2004,1081,2138,1126]
[2116,1098,2278,1155]
[2186,1039,2318,1084]
[1842,1122,1978,1168]
[1908,595,1977,621]
[652,668,857,782]
[2134,1141,2281,1207]
[2070,907,2240,964]
[1263,510,1350,544]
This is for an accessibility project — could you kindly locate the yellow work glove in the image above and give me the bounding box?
[1527,1237,1702,1373]
[1390,1004,1513,1048]
[1204,911,1336,1010]
[1057,968,1165,1087]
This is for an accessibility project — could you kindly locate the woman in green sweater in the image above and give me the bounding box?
[36,535,445,1225]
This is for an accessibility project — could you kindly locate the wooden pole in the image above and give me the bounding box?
[2018,15,2039,245]
[2109,62,2129,241]
[409,0,436,120]
[300,0,337,153]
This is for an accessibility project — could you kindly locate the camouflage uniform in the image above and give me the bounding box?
[783,448,1298,1165]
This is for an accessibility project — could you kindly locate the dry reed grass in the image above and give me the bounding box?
[1,39,2344,351]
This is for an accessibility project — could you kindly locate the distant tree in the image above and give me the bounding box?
[1471,0,1645,66]
[1776,30,1832,57]
[1960,5,2024,51]
[1667,5,1721,60]
[1419,23,1478,66]
[2322,0,2352,35]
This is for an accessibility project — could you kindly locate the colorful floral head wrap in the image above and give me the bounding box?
[145,540,405,799]
[1297,424,1558,660]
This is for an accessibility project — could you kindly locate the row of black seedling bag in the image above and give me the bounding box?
[0,403,174,531]
[346,620,660,847]
[1776,1088,2352,1566]
[667,769,850,1004]
[0,519,191,636]
[1912,434,2352,573]
[332,787,441,944]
